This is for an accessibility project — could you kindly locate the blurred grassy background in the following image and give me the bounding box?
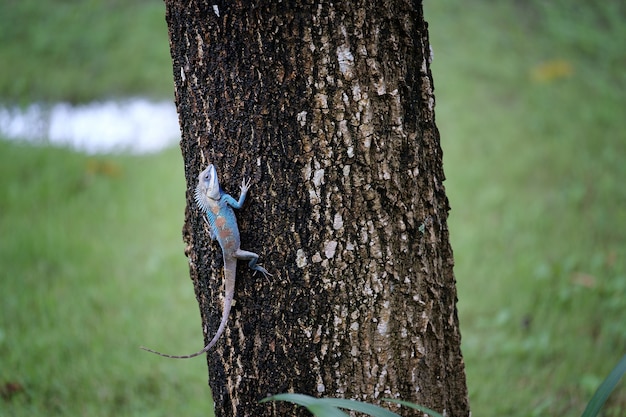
[0,0,625,416]
[0,0,172,103]
[427,1,626,415]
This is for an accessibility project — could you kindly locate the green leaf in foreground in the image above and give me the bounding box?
[580,354,626,417]
[262,393,401,417]
[384,399,444,417]
[261,394,349,417]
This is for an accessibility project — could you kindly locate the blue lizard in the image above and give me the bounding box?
[141,164,271,358]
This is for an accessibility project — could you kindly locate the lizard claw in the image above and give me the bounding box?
[253,265,272,277]
[253,265,272,283]
[241,178,251,194]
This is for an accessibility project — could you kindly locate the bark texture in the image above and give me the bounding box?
[165,1,469,416]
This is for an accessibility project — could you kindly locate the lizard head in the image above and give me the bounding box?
[196,164,221,205]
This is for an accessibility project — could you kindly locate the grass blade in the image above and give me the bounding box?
[321,398,401,417]
[262,393,402,417]
[261,393,349,417]
[384,398,444,417]
[580,354,626,417]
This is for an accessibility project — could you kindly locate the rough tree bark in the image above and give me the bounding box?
[164,1,469,416]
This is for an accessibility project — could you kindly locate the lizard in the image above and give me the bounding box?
[141,164,271,359]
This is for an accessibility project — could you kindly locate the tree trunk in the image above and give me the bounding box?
[164,1,469,416]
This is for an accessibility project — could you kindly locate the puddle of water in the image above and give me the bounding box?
[0,98,180,154]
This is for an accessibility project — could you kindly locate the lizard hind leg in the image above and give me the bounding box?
[234,249,272,278]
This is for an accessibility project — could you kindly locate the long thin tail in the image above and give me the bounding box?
[140,265,236,359]
[139,308,230,358]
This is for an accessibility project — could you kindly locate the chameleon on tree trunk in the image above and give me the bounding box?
[141,164,271,359]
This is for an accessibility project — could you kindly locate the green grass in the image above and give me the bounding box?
[0,142,213,416]
[0,0,173,103]
[425,0,626,415]
[1,0,625,416]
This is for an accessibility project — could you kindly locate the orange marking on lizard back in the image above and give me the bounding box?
[215,216,227,228]
[223,239,236,251]
[211,205,220,215]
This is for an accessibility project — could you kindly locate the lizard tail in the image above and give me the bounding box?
[139,344,211,359]
[139,300,232,359]
[140,266,236,359]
